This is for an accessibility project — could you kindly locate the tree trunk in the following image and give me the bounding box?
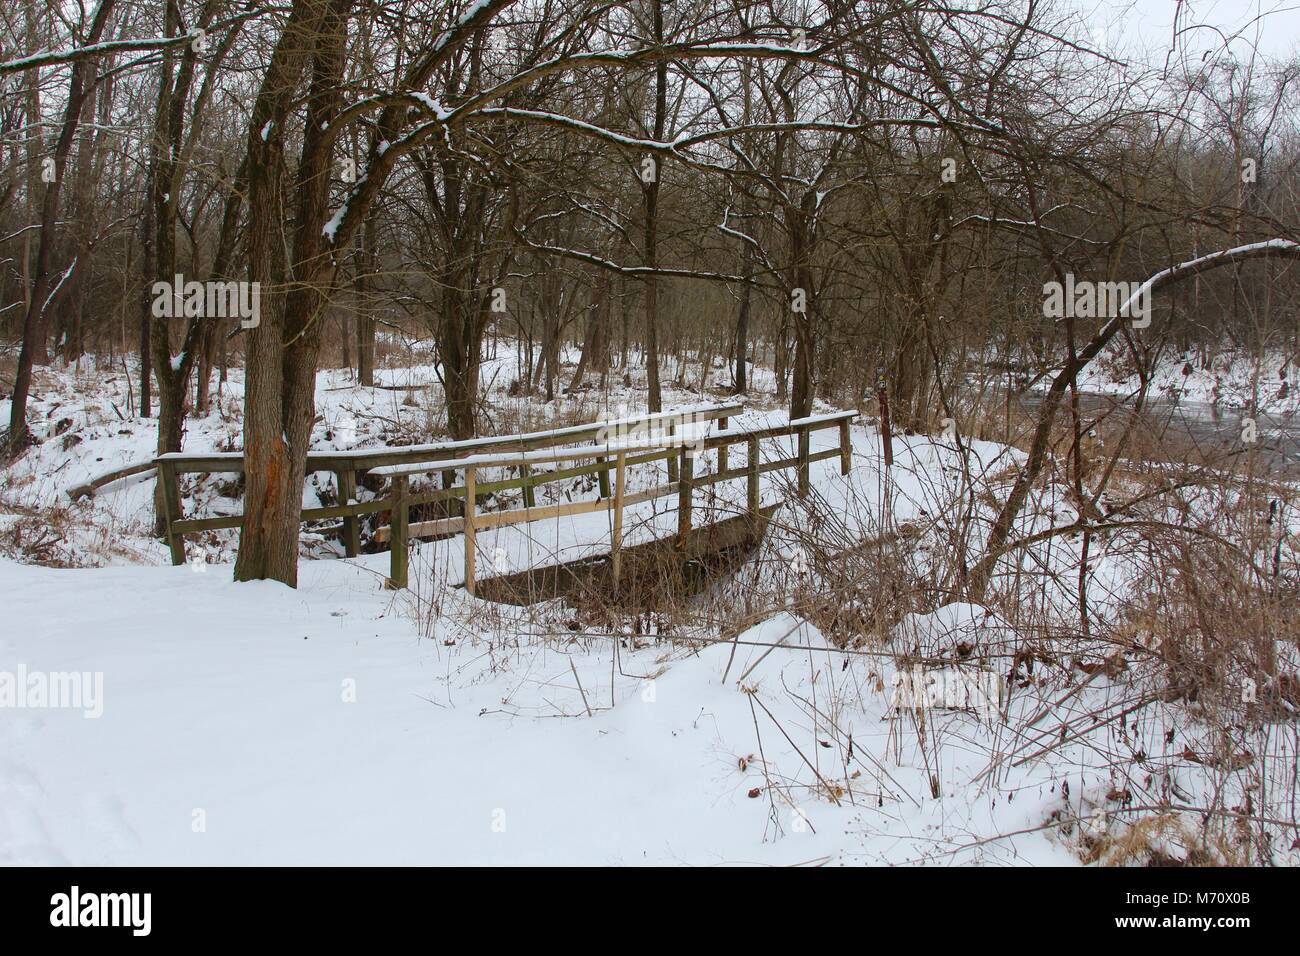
[640,0,668,413]
[355,211,377,386]
[235,0,350,586]
[734,251,752,393]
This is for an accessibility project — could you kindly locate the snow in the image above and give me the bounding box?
[4,345,1297,865]
[0,36,186,75]
[0,554,1080,865]
[1071,345,1299,415]
[408,92,448,119]
[475,107,681,153]
[322,200,348,241]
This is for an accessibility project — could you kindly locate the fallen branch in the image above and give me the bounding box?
[67,459,156,500]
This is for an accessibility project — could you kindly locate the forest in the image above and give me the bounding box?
[1,0,1298,870]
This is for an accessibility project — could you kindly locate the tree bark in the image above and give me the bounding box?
[235,0,351,585]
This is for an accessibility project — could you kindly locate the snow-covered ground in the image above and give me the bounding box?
[0,555,1085,866]
[3,347,1297,866]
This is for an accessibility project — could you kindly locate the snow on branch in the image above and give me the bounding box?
[1101,239,1300,341]
[0,12,259,76]
[0,36,189,75]
[520,239,746,284]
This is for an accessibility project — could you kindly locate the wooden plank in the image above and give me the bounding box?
[370,440,688,477]
[337,469,360,557]
[839,418,852,475]
[463,466,477,595]
[374,479,678,541]
[171,514,243,533]
[617,482,675,509]
[474,496,608,530]
[690,448,836,492]
[375,515,464,543]
[717,416,729,473]
[158,402,744,473]
[596,456,610,499]
[387,476,408,589]
[698,410,857,448]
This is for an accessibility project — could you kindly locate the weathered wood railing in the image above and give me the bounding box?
[152,402,742,567]
[369,409,857,592]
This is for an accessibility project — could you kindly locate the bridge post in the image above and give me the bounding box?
[464,466,477,596]
[677,446,693,546]
[717,416,728,473]
[797,425,811,498]
[839,419,852,476]
[442,468,460,517]
[520,464,536,508]
[747,436,760,518]
[337,468,360,557]
[667,418,679,484]
[611,453,627,587]
[157,460,186,566]
[387,475,409,589]
[596,456,611,498]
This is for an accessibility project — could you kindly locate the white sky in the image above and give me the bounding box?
[1070,0,1300,61]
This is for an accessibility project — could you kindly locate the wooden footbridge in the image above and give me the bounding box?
[152,402,857,592]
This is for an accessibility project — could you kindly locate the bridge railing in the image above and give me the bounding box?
[368,409,857,592]
[151,401,743,567]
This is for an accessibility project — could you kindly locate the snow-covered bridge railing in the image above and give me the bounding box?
[152,402,743,567]
[369,410,857,592]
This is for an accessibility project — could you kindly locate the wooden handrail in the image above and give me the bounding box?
[68,459,157,500]
[149,401,859,595]
[375,410,858,591]
[151,402,742,564]
[153,401,743,473]
[368,410,859,477]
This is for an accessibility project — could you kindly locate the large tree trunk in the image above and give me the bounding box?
[235,0,350,586]
[787,197,817,420]
[640,0,668,413]
[733,254,752,393]
[440,283,482,441]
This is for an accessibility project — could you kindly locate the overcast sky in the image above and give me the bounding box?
[1069,0,1299,61]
